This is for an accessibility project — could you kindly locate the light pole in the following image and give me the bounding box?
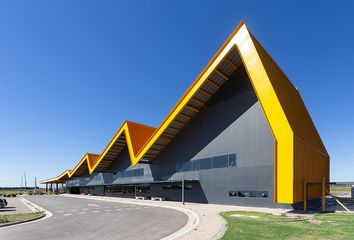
[24,173,27,191]
[34,177,37,193]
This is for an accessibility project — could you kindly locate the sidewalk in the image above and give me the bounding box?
[62,194,290,240]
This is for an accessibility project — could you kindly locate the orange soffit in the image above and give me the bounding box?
[70,153,101,177]
[43,121,157,183]
[87,153,100,167]
[124,121,156,154]
[91,121,156,173]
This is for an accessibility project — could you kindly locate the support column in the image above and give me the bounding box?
[321,177,326,213]
[303,179,307,212]
[50,182,53,194]
[46,183,48,193]
[182,179,185,205]
[134,184,137,199]
[56,183,59,194]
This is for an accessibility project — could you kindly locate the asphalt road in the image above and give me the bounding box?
[0,195,188,240]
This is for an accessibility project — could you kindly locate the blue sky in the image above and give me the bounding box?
[0,1,353,187]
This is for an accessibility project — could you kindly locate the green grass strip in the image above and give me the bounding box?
[220,211,354,240]
[0,212,44,225]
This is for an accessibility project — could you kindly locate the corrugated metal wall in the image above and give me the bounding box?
[294,137,329,201]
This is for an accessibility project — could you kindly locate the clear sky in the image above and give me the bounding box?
[0,1,353,187]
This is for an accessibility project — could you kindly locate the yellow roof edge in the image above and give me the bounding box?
[43,21,328,205]
[135,20,246,158]
[43,20,248,179]
[89,120,156,173]
[40,169,71,184]
[68,152,99,178]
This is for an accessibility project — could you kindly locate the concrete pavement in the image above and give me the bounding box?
[0,195,188,240]
[0,197,33,215]
[61,194,290,240]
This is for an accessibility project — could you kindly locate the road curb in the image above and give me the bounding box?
[0,213,45,228]
[211,212,228,240]
[62,194,200,240]
[18,196,37,212]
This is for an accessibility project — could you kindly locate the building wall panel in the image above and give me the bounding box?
[294,137,330,202]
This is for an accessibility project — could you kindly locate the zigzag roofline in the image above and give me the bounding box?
[40,169,72,184]
[41,21,329,204]
[41,121,155,183]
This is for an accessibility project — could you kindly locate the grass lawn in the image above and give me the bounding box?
[0,189,26,196]
[330,185,352,192]
[220,211,354,240]
[0,212,44,225]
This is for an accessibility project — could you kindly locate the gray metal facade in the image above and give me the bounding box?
[67,66,279,207]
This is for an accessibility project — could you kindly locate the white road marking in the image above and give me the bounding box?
[115,209,122,211]
[70,210,77,212]
[104,209,111,212]
[82,208,88,210]
[88,204,100,207]
[64,213,72,216]
[92,210,100,213]
[79,212,86,215]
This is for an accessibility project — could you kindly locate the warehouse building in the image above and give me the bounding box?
[41,21,329,207]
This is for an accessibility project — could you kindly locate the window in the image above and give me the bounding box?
[114,169,144,178]
[122,170,131,178]
[237,191,250,197]
[228,154,236,167]
[162,184,172,190]
[105,185,112,193]
[136,185,150,194]
[229,191,237,197]
[122,185,135,194]
[135,168,144,177]
[162,184,192,190]
[180,161,192,172]
[200,158,212,170]
[176,153,236,172]
[212,155,228,168]
[112,185,122,193]
[192,159,200,171]
[176,162,182,172]
[229,190,269,198]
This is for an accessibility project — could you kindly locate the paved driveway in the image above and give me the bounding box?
[0,197,32,215]
[0,195,188,240]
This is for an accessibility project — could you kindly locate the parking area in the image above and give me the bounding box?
[0,197,33,215]
[0,195,188,240]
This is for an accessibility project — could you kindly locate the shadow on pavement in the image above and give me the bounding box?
[0,207,16,212]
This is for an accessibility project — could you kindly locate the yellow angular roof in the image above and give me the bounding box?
[42,21,329,204]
